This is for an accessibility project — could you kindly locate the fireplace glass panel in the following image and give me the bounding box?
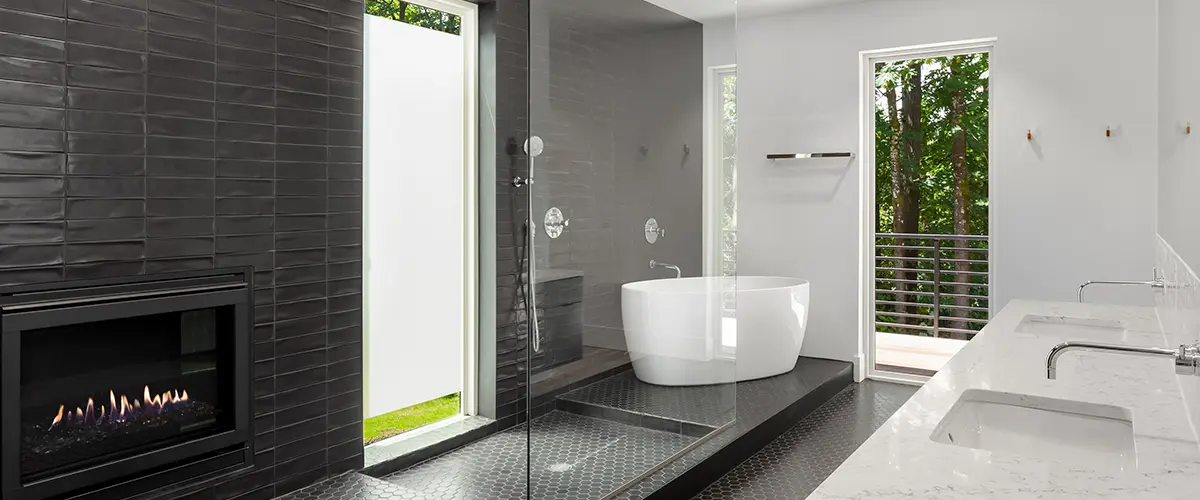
[18,306,236,481]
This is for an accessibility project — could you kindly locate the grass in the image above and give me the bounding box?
[363,393,461,445]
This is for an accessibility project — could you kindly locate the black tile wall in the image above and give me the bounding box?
[0,0,364,498]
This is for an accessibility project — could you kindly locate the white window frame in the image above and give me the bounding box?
[704,64,738,278]
[857,38,996,386]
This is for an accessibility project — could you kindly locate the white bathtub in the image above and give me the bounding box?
[620,276,810,386]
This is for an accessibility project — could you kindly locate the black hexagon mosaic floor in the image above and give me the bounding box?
[557,371,735,427]
[691,381,918,500]
[382,410,697,500]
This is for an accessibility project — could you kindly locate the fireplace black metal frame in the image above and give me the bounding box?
[1,268,255,500]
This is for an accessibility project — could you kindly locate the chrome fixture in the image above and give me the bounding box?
[520,135,545,353]
[649,260,681,279]
[512,176,534,187]
[1046,341,1200,379]
[645,218,665,244]
[767,152,856,160]
[544,207,568,239]
[525,136,544,157]
[1077,268,1164,302]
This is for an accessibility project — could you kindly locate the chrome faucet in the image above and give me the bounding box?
[649,260,681,279]
[1046,341,1200,379]
[1077,268,1165,302]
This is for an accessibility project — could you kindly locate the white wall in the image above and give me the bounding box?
[1157,0,1200,269]
[732,0,1159,364]
[364,16,465,418]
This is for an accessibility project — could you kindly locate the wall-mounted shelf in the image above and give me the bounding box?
[767,152,856,160]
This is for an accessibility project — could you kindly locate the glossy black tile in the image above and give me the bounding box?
[218,6,275,34]
[0,221,65,244]
[67,65,144,92]
[149,33,217,60]
[66,218,145,241]
[67,19,145,52]
[148,11,214,42]
[149,0,216,22]
[147,94,215,119]
[218,26,276,51]
[277,1,326,26]
[0,6,65,39]
[0,32,65,61]
[68,87,143,112]
[0,55,64,85]
[67,0,147,31]
[0,151,64,174]
[2,79,66,107]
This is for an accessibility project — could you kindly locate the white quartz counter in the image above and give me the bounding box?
[810,300,1200,499]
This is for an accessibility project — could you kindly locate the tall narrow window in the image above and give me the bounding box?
[707,65,738,278]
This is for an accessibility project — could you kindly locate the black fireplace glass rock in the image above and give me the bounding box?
[18,307,236,481]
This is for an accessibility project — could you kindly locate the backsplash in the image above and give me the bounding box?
[1154,234,1200,440]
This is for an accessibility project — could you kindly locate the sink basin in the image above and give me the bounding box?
[931,389,1136,469]
[1016,315,1125,336]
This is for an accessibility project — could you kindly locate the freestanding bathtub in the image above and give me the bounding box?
[621,276,809,386]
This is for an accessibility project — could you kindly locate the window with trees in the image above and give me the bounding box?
[367,0,462,35]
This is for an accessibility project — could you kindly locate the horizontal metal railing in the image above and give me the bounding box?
[875,233,989,341]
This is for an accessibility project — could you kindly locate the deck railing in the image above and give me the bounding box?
[875,233,989,340]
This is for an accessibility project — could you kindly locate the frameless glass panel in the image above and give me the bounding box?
[525,0,736,497]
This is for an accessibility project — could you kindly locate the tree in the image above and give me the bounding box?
[366,0,461,35]
[875,54,990,339]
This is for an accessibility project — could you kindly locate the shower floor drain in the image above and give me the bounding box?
[547,463,573,472]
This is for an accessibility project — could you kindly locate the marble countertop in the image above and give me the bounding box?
[810,300,1200,499]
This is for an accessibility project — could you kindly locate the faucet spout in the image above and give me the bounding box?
[1046,341,1198,379]
[649,260,682,279]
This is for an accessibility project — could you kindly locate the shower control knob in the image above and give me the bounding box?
[512,176,534,187]
[544,207,568,239]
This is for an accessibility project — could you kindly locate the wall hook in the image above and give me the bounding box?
[1188,122,1192,135]
[1027,130,1032,141]
[683,144,690,156]
[1106,126,1111,138]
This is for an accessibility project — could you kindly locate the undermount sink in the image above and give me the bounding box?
[931,389,1136,469]
[1016,315,1125,336]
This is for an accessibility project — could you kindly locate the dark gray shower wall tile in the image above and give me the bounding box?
[277,214,325,232]
[276,298,326,321]
[148,157,214,177]
[328,244,358,263]
[328,47,359,67]
[149,53,215,80]
[69,111,144,135]
[66,259,145,279]
[1,80,66,107]
[148,11,213,42]
[147,115,213,138]
[148,95,214,119]
[276,196,324,215]
[0,32,65,62]
[146,256,215,273]
[275,161,324,179]
[66,218,145,241]
[217,0,274,17]
[0,6,65,39]
[217,84,275,106]
[278,54,326,78]
[276,230,323,250]
[217,140,275,160]
[218,6,274,34]
[67,19,145,52]
[66,198,144,218]
[328,30,359,51]
[326,228,357,246]
[277,179,324,196]
[275,263,323,285]
[278,18,326,44]
[217,102,274,124]
[217,197,273,215]
[217,158,273,178]
[217,215,274,235]
[0,243,63,268]
[217,178,273,197]
[0,127,63,151]
[0,175,64,198]
[276,1,325,26]
[0,198,63,221]
[217,65,274,89]
[0,221,65,244]
[147,135,215,157]
[149,33,217,61]
[146,236,214,258]
[327,112,359,131]
[328,14,360,35]
[68,44,146,73]
[148,177,215,198]
[68,87,142,112]
[149,74,214,100]
[68,132,145,155]
[67,0,147,30]
[216,233,272,253]
[67,65,144,92]
[328,62,359,84]
[217,26,275,51]
[277,247,325,267]
[327,164,360,180]
[0,0,64,16]
[149,0,215,22]
[218,45,274,69]
[0,56,64,85]
[148,197,215,217]
[65,240,146,263]
[277,90,326,111]
[147,217,214,237]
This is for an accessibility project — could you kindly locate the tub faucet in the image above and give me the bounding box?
[1077,268,1165,302]
[1046,341,1200,379]
[649,260,681,279]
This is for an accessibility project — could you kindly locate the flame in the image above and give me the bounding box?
[48,386,193,431]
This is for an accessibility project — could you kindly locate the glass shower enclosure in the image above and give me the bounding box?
[521,0,738,498]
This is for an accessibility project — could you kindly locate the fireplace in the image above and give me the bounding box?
[2,269,254,500]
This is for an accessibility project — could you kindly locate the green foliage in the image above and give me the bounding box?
[874,54,990,339]
[363,393,460,445]
[366,0,461,35]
